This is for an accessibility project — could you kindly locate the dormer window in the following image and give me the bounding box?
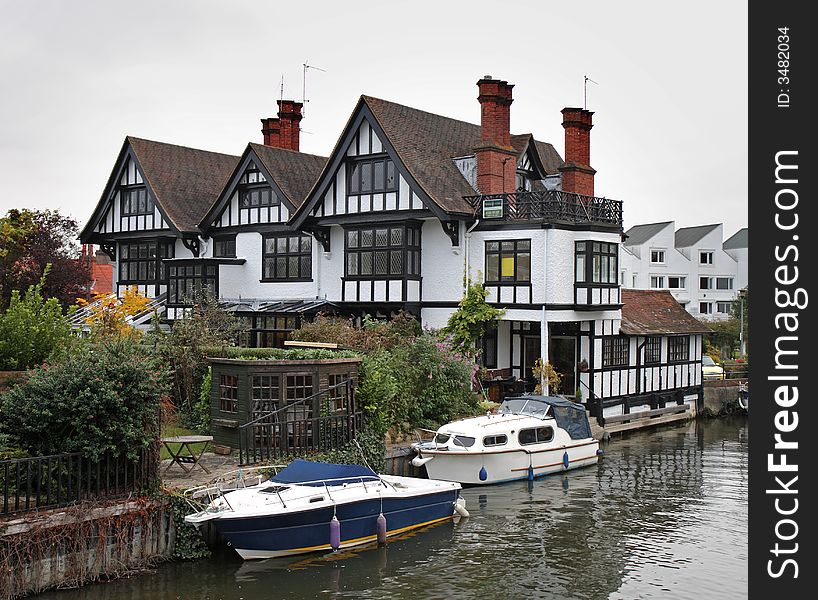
[239,165,278,209]
[121,186,153,216]
[348,157,396,195]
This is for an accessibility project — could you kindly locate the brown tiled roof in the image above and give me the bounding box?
[248,143,327,208]
[620,289,712,335]
[363,96,563,215]
[128,137,240,232]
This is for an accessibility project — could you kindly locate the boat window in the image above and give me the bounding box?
[452,435,476,448]
[483,434,508,447]
[518,427,554,445]
[309,496,325,503]
[260,485,290,494]
[435,433,451,444]
[498,398,550,419]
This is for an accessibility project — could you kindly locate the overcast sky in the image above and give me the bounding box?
[0,0,747,240]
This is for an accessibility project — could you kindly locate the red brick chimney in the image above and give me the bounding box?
[475,76,518,195]
[558,107,596,197]
[261,100,303,151]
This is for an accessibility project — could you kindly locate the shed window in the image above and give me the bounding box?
[219,374,238,413]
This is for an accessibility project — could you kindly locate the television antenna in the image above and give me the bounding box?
[584,74,599,110]
[302,61,327,117]
[279,74,285,103]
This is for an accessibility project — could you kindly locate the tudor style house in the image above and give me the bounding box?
[81,76,705,420]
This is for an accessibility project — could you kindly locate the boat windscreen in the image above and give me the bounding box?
[270,459,379,487]
[550,405,592,440]
[498,398,550,419]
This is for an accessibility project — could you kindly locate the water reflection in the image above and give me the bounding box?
[37,417,747,600]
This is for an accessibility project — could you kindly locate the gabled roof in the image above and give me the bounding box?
[363,96,563,214]
[620,289,711,336]
[623,221,673,246]
[248,143,327,208]
[723,227,748,250]
[292,95,564,225]
[674,223,720,248]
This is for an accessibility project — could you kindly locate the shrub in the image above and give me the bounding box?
[291,311,421,351]
[0,270,76,370]
[0,338,166,459]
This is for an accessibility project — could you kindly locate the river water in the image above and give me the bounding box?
[39,417,747,600]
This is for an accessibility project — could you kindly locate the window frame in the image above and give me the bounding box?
[167,261,218,308]
[118,240,174,285]
[716,277,734,290]
[602,336,630,368]
[485,239,532,285]
[699,251,714,265]
[344,222,421,280]
[347,155,397,195]
[518,427,554,446]
[668,335,690,363]
[261,233,313,282]
[479,324,498,369]
[716,301,733,314]
[644,336,662,366]
[219,374,239,413]
[699,301,713,315]
[650,249,666,264]
[575,241,619,286]
[120,185,153,217]
[667,276,686,289]
[650,275,666,289]
[213,234,237,258]
[699,276,713,290]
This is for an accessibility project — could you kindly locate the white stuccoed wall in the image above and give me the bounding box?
[421,219,466,302]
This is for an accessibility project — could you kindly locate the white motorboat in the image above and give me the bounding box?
[184,460,467,560]
[411,395,601,485]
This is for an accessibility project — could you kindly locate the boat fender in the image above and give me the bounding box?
[412,455,434,467]
[376,512,388,545]
[527,465,534,481]
[454,497,470,518]
[478,466,488,481]
[596,448,604,456]
[562,451,570,469]
[329,515,341,550]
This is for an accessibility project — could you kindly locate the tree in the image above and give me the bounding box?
[0,269,76,370]
[78,286,153,340]
[442,278,505,354]
[0,208,89,310]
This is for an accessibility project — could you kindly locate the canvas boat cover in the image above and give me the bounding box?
[504,395,593,440]
[269,459,379,487]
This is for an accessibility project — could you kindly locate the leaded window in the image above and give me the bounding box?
[246,315,299,348]
[644,336,662,365]
[167,262,217,307]
[345,223,421,278]
[485,239,531,283]
[668,335,690,363]
[262,234,312,281]
[348,157,397,195]
[120,187,153,216]
[575,241,618,284]
[602,336,629,367]
[213,235,237,258]
[239,165,277,209]
[118,240,174,284]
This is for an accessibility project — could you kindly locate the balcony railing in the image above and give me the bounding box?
[464,190,623,227]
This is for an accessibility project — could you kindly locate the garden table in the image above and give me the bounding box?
[161,435,213,476]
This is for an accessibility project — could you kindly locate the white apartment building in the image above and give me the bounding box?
[619,222,748,320]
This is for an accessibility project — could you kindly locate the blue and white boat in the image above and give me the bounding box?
[184,460,466,560]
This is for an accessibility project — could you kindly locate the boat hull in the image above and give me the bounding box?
[208,489,459,560]
[420,440,600,485]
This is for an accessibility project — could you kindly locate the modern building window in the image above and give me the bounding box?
[602,336,630,367]
[668,276,686,289]
[650,276,665,289]
[668,335,690,363]
[650,249,665,264]
[699,302,713,315]
[700,276,713,290]
[575,241,618,285]
[219,374,238,413]
[717,301,733,314]
[700,251,714,265]
[168,262,218,307]
[120,186,153,216]
[213,235,237,258]
[262,234,312,281]
[348,157,397,195]
[716,277,734,290]
[345,223,421,278]
[644,336,662,365]
[118,240,174,284]
[486,239,531,283]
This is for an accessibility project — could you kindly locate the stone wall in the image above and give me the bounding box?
[0,498,175,599]
[702,379,748,415]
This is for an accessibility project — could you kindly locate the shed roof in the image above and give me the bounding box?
[620,289,711,335]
